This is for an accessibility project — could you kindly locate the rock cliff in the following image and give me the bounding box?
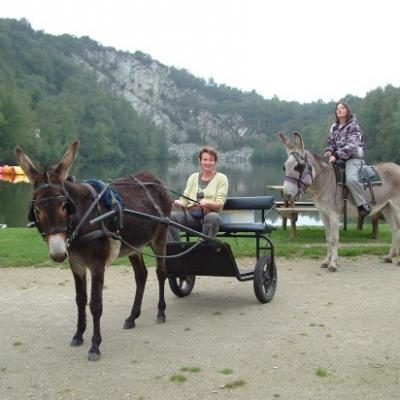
[73,48,255,161]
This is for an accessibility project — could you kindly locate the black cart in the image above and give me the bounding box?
[166,196,277,303]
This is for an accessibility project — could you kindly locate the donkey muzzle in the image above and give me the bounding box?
[47,234,68,263]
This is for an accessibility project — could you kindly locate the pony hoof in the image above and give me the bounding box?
[70,337,83,347]
[88,351,101,361]
[383,257,393,263]
[320,263,329,268]
[327,266,337,272]
[123,319,136,329]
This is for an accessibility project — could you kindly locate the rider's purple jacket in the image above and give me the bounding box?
[324,114,364,160]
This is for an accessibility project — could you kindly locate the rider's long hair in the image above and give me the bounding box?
[335,101,352,124]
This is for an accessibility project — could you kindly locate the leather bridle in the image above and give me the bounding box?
[29,183,76,238]
[284,151,313,200]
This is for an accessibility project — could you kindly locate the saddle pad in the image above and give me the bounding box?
[84,179,123,209]
[359,165,380,184]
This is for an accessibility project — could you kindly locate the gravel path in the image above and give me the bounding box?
[0,257,399,400]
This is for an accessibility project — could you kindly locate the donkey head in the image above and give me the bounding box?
[278,131,313,202]
[16,141,80,262]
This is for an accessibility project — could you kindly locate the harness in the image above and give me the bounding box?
[29,181,121,247]
[66,182,119,249]
[29,178,208,259]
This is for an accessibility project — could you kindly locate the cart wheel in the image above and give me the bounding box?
[253,255,277,303]
[168,275,196,297]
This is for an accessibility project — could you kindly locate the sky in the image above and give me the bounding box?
[2,0,400,103]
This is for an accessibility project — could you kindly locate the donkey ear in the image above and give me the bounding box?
[15,147,39,184]
[54,140,80,182]
[293,131,304,150]
[278,132,292,147]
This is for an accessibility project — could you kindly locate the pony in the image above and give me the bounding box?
[16,141,172,360]
[279,131,400,272]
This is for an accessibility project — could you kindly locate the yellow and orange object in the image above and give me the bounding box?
[0,165,29,183]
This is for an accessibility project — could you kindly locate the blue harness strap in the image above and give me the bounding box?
[84,179,123,209]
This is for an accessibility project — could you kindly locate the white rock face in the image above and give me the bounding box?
[73,49,255,161]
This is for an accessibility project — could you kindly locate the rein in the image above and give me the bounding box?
[309,163,334,201]
[102,178,212,259]
[30,176,214,259]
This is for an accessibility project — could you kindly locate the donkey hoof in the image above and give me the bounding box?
[320,262,329,268]
[327,266,337,272]
[383,256,393,263]
[397,261,400,267]
[123,319,136,329]
[71,337,84,347]
[88,351,101,361]
[156,314,166,324]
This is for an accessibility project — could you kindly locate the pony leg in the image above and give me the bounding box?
[152,227,168,324]
[380,204,400,263]
[70,268,87,347]
[327,213,340,272]
[124,254,148,329]
[320,213,332,268]
[88,266,105,361]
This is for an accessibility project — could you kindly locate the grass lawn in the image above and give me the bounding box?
[0,224,393,268]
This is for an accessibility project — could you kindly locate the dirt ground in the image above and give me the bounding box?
[0,256,399,400]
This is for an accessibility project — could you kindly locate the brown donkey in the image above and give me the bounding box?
[16,141,172,360]
[279,131,400,272]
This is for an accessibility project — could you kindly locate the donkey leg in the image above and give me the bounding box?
[320,213,332,268]
[380,205,400,263]
[88,266,105,361]
[124,254,148,329]
[155,263,167,323]
[70,268,87,347]
[152,227,168,324]
[327,214,340,272]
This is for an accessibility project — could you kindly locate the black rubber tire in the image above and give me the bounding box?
[253,255,277,303]
[168,275,196,297]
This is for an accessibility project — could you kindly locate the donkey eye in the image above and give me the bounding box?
[282,165,286,171]
[34,208,41,216]
[62,203,68,211]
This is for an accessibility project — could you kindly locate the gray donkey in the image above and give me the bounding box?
[279,131,400,272]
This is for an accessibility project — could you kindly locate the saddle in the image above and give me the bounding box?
[333,161,379,188]
[333,161,381,228]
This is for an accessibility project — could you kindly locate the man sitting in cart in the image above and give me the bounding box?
[167,146,229,241]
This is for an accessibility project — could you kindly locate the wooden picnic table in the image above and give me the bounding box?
[266,185,379,239]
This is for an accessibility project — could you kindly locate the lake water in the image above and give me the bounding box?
[0,160,321,227]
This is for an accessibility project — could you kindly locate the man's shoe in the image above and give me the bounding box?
[358,204,370,217]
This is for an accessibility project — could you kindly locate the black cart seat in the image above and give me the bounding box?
[219,196,276,234]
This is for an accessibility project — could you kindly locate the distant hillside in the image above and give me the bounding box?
[1,18,400,164]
